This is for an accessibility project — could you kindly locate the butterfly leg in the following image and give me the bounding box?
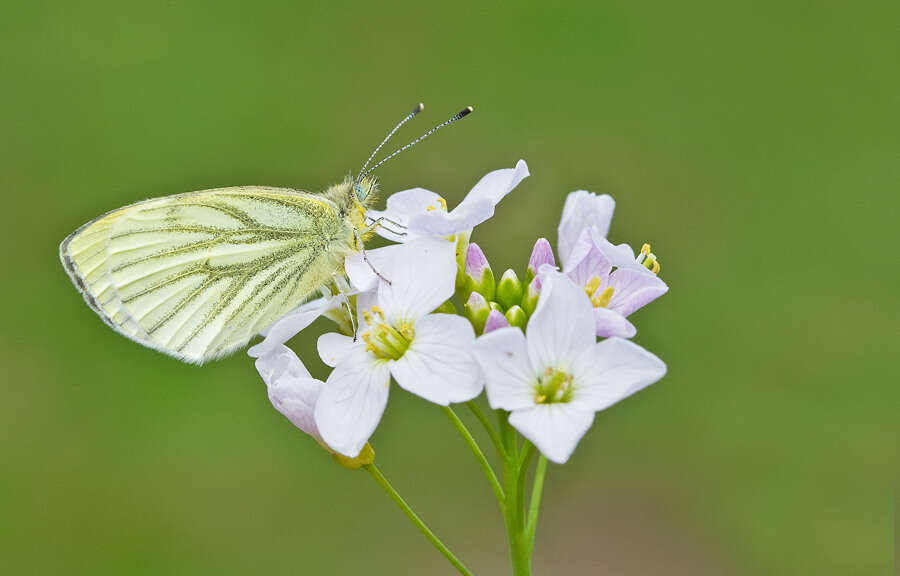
[363,216,407,237]
[354,228,392,286]
[332,273,358,339]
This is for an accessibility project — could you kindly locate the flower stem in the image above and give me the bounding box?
[526,454,548,551]
[364,463,474,576]
[466,400,507,458]
[442,406,505,510]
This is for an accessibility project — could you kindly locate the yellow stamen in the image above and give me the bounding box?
[584,276,604,299]
[437,197,447,211]
[591,286,615,308]
[637,242,661,275]
[371,305,385,320]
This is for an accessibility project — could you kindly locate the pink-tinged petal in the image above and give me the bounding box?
[255,345,325,444]
[563,228,614,287]
[570,337,666,413]
[527,238,556,276]
[473,326,536,411]
[509,403,595,464]
[557,190,616,268]
[593,307,637,338]
[314,347,392,457]
[345,244,404,293]
[248,297,330,358]
[390,314,482,405]
[464,242,491,278]
[317,332,356,367]
[527,271,595,371]
[483,309,510,333]
[367,188,445,242]
[606,268,669,317]
[377,238,457,322]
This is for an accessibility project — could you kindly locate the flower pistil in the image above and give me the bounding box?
[534,367,575,404]
[361,306,415,361]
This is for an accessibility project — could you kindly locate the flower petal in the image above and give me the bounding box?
[314,347,392,457]
[483,309,510,334]
[526,271,595,372]
[317,332,356,367]
[509,403,595,464]
[607,267,669,317]
[571,337,666,412]
[593,307,637,338]
[564,228,614,287]
[377,238,457,322]
[345,244,403,293]
[557,190,616,268]
[390,314,482,405]
[406,160,529,237]
[367,188,444,242]
[255,345,324,443]
[247,297,330,358]
[463,159,530,206]
[473,326,536,411]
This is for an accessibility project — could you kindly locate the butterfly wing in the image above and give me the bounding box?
[60,186,351,364]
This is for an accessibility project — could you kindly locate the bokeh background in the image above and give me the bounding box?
[1,1,896,574]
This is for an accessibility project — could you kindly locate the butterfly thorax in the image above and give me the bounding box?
[322,175,378,247]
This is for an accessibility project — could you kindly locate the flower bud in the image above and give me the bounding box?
[504,305,528,330]
[464,291,491,334]
[454,232,472,293]
[521,278,541,317]
[332,442,376,469]
[461,242,495,302]
[496,269,523,311]
[526,238,555,283]
[483,309,510,333]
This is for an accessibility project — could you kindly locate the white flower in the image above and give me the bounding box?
[247,295,340,359]
[314,238,483,457]
[254,344,328,449]
[367,160,530,242]
[557,190,615,269]
[564,228,668,338]
[473,271,666,464]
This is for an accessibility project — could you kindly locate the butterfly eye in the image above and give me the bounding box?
[353,183,367,201]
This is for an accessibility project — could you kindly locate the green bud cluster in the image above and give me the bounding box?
[458,239,555,335]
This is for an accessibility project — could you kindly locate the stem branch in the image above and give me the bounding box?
[442,406,505,510]
[365,464,474,576]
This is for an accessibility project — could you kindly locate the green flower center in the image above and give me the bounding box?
[361,306,414,361]
[534,367,575,404]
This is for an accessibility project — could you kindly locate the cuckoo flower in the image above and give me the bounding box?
[557,190,616,269]
[315,238,482,457]
[254,344,328,449]
[367,160,530,242]
[565,228,668,338]
[473,271,666,464]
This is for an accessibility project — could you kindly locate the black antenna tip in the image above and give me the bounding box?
[413,102,425,114]
[455,106,474,120]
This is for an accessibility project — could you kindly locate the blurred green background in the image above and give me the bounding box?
[1,1,896,574]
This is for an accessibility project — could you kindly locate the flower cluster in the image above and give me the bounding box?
[250,159,668,465]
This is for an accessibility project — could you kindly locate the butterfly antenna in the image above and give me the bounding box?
[360,106,474,180]
[356,103,425,183]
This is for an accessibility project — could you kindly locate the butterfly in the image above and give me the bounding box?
[60,103,472,364]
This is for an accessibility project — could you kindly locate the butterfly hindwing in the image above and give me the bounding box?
[60,186,352,364]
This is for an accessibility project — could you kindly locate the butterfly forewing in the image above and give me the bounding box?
[61,187,351,364]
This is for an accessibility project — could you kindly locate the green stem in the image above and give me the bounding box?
[442,406,505,510]
[466,401,506,458]
[365,464,474,576]
[526,455,548,551]
[496,411,531,576]
[516,442,535,530]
